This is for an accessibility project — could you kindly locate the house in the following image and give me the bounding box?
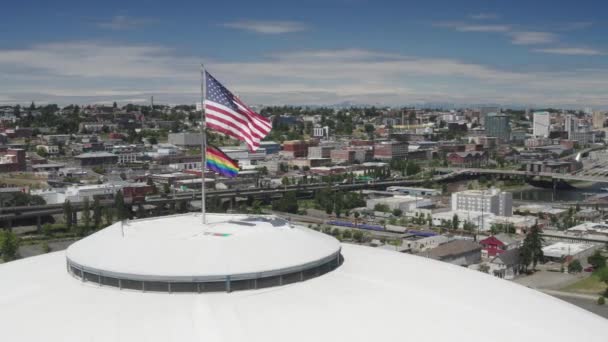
[479,233,520,259]
[420,240,482,266]
[488,248,523,279]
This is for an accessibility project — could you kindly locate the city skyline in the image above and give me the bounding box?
[1,0,607,107]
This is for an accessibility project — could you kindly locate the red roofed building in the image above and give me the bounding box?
[479,234,520,259]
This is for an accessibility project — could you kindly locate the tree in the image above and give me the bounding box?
[568,260,582,273]
[81,198,91,235]
[42,223,53,237]
[0,230,20,261]
[271,191,298,214]
[36,147,48,158]
[452,214,460,230]
[353,230,364,243]
[92,198,102,229]
[136,204,146,218]
[598,296,605,306]
[392,209,403,217]
[374,203,390,213]
[588,250,606,270]
[597,267,608,283]
[342,229,353,240]
[478,263,490,273]
[103,207,114,226]
[463,221,476,232]
[63,200,73,231]
[115,191,127,220]
[521,223,545,271]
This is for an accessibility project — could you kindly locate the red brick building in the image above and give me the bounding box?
[373,141,408,160]
[0,148,26,172]
[446,151,488,167]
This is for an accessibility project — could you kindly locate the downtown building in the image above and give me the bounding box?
[484,113,511,143]
[451,188,513,217]
[533,111,551,138]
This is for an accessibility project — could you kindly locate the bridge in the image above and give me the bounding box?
[0,172,463,229]
[435,167,608,184]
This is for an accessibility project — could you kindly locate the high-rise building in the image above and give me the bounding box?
[484,113,511,142]
[479,106,499,126]
[593,111,605,129]
[451,188,513,217]
[533,112,550,137]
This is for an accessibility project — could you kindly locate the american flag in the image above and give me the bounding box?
[204,71,272,151]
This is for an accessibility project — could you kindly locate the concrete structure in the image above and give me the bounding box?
[366,195,433,213]
[2,213,607,341]
[533,111,550,137]
[386,186,441,196]
[451,188,513,217]
[168,133,204,147]
[484,113,510,142]
[542,242,598,262]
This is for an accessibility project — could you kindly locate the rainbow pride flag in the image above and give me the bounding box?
[206,145,239,178]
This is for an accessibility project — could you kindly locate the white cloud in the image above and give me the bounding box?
[434,22,510,32]
[223,20,307,34]
[1,42,608,107]
[509,31,557,45]
[533,47,604,56]
[470,13,499,20]
[97,15,154,30]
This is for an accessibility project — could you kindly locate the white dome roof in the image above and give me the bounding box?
[66,214,340,282]
[0,215,607,341]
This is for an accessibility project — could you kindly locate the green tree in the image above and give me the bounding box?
[521,223,545,271]
[392,209,403,217]
[81,198,91,235]
[353,230,364,243]
[568,260,582,273]
[92,197,102,229]
[136,204,146,218]
[342,229,353,240]
[271,191,299,214]
[374,203,390,212]
[452,214,460,230]
[42,223,53,237]
[588,250,606,270]
[103,207,114,226]
[63,200,73,231]
[0,230,20,261]
[114,191,127,220]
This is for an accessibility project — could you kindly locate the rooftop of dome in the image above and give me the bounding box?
[0,213,607,341]
[66,213,341,283]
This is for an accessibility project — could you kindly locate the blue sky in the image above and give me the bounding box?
[1,0,607,107]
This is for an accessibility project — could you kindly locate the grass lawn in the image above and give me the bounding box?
[562,274,607,295]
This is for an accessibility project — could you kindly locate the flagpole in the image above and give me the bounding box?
[200,64,207,224]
